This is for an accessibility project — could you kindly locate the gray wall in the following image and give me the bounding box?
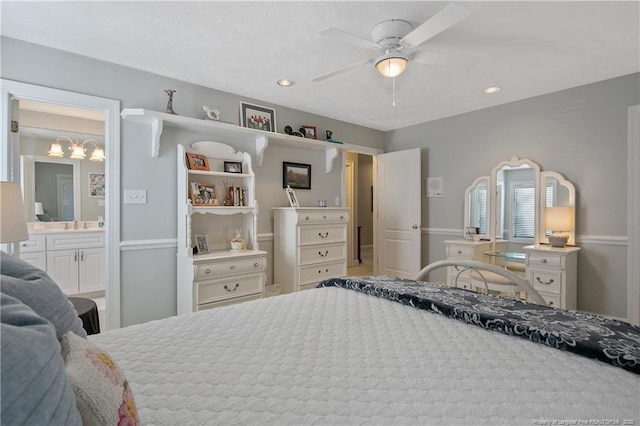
[387,73,639,318]
[1,37,385,326]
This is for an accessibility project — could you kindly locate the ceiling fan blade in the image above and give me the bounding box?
[312,58,372,82]
[319,28,379,50]
[401,3,471,49]
[410,50,481,69]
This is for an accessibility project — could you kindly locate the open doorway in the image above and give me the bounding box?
[346,152,374,276]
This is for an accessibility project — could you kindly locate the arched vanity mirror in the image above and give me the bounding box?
[463,176,489,239]
[462,157,576,248]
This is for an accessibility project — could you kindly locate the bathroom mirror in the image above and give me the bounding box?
[463,176,489,239]
[462,157,576,248]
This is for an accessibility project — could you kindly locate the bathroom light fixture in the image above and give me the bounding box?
[375,50,408,78]
[483,86,501,94]
[277,79,294,87]
[48,135,105,162]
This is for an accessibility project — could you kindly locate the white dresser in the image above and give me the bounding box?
[443,239,505,290]
[523,245,580,309]
[273,207,348,293]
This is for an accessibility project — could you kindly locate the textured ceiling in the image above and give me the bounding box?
[2,1,639,131]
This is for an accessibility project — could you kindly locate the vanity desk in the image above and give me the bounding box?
[453,157,580,309]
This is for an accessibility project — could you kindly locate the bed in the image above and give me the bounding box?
[2,254,639,425]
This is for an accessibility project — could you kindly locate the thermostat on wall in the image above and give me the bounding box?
[426,177,443,197]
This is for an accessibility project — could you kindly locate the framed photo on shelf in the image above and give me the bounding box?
[283,161,311,189]
[189,182,218,206]
[88,172,105,197]
[300,125,317,139]
[194,235,209,254]
[186,153,210,171]
[240,101,276,132]
[224,161,243,173]
[285,185,299,208]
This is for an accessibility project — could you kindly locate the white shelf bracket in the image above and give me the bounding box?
[256,135,268,167]
[325,147,339,173]
[150,116,163,158]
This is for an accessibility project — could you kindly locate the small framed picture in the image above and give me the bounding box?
[186,153,210,171]
[224,161,243,174]
[240,101,276,132]
[465,227,479,240]
[300,125,317,139]
[285,185,299,208]
[88,172,105,197]
[283,161,311,189]
[195,234,209,254]
[189,182,218,205]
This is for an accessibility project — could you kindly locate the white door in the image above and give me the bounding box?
[57,174,74,221]
[376,148,421,278]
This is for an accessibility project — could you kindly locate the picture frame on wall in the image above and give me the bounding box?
[240,101,276,132]
[285,185,299,208]
[186,153,210,171]
[283,161,311,189]
[88,172,105,197]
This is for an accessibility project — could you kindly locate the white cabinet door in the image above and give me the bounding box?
[79,247,104,293]
[20,252,46,270]
[47,249,79,294]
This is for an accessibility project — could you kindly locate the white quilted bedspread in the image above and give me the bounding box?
[91,287,640,425]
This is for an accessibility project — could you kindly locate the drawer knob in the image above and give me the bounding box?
[536,277,554,285]
[229,265,235,270]
[224,283,240,292]
[319,232,329,238]
[20,243,27,247]
[254,262,259,267]
[541,258,547,263]
[205,269,211,274]
[305,216,310,221]
[457,250,462,254]
[323,215,327,219]
[319,250,329,257]
[548,301,554,306]
[340,215,344,220]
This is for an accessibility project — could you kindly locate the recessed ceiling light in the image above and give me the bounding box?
[277,79,294,87]
[483,86,501,94]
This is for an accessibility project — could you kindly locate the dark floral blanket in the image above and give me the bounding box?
[317,276,640,375]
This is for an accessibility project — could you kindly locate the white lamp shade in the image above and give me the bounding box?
[545,206,574,231]
[34,202,44,215]
[0,181,29,243]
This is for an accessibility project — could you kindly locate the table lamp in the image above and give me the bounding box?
[0,181,29,244]
[35,201,44,216]
[545,206,573,248]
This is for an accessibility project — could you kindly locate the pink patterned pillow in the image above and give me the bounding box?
[60,332,139,425]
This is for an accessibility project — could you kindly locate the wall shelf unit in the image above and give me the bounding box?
[121,108,346,172]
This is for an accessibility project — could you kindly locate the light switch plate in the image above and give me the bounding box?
[124,189,147,204]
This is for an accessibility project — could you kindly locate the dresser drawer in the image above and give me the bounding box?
[529,269,562,294]
[537,291,561,308]
[195,256,266,280]
[299,261,346,286]
[298,242,346,266]
[297,210,347,224]
[527,253,563,269]
[197,273,264,304]
[197,293,262,311]
[298,225,346,246]
[446,244,475,259]
[19,235,46,253]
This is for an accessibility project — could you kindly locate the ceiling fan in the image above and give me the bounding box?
[312,3,479,82]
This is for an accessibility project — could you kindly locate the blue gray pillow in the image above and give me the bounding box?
[1,292,82,425]
[0,251,86,339]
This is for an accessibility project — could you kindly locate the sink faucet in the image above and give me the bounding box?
[83,222,88,230]
[73,220,79,230]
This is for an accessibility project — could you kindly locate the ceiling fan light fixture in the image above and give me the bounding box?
[375,52,408,78]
